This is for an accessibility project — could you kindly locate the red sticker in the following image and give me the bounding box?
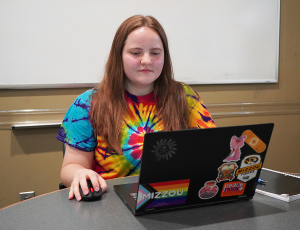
[199,180,219,200]
[221,181,246,197]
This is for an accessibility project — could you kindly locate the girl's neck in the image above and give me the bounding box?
[124,81,154,96]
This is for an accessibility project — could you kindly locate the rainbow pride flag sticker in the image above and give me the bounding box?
[136,179,190,211]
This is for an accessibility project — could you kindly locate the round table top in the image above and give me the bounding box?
[1,176,300,230]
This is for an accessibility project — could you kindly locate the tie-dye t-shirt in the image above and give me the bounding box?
[57,84,216,180]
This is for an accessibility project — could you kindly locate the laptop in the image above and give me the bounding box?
[114,123,274,215]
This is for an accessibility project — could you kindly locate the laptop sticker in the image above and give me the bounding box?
[236,155,262,182]
[223,135,247,162]
[216,162,238,182]
[242,130,266,153]
[136,179,190,211]
[152,139,177,161]
[221,181,247,197]
[199,180,219,199]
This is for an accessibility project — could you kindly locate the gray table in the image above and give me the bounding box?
[1,176,300,230]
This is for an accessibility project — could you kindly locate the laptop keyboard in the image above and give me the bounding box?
[130,193,137,200]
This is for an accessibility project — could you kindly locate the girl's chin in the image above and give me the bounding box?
[138,75,159,84]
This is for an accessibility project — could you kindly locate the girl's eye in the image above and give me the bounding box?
[152,52,160,55]
[132,52,140,56]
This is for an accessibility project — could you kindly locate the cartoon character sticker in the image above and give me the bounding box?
[216,162,238,182]
[242,130,266,153]
[223,135,247,162]
[236,155,262,182]
[199,180,219,199]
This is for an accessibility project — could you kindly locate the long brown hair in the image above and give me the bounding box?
[91,15,191,155]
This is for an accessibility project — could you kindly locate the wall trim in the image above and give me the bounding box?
[1,101,300,129]
[0,109,67,130]
[207,101,300,119]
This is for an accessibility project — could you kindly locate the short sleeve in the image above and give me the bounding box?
[182,83,216,129]
[56,89,97,152]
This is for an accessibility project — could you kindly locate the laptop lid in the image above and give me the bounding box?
[134,123,274,215]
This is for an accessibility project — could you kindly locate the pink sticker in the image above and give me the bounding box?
[223,135,247,162]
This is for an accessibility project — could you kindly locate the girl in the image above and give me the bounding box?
[57,15,216,201]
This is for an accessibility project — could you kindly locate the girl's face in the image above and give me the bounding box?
[122,27,164,96]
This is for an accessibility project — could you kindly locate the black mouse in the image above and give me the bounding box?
[79,179,102,201]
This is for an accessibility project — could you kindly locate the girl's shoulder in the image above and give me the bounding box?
[76,88,95,102]
[180,82,200,106]
[71,88,96,110]
[180,83,197,96]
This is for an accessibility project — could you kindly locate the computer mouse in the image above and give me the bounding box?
[79,179,102,201]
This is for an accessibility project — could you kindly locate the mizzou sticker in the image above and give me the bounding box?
[136,179,190,211]
[236,155,262,182]
[221,181,246,197]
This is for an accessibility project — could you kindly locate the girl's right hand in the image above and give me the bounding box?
[60,144,108,201]
[69,168,107,201]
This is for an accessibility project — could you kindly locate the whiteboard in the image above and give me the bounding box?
[0,0,280,89]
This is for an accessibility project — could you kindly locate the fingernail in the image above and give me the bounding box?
[95,186,99,192]
[69,195,73,200]
[83,189,89,195]
[76,196,81,201]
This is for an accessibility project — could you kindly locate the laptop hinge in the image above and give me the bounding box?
[237,194,248,201]
[144,208,155,214]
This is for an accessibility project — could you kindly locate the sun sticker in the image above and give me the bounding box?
[152,139,177,161]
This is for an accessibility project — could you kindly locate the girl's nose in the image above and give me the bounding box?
[141,53,151,65]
